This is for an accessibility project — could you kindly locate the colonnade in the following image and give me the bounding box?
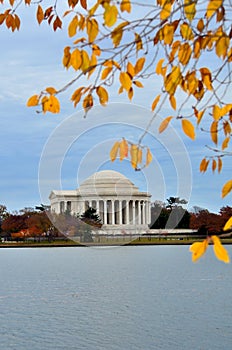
[85,199,151,225]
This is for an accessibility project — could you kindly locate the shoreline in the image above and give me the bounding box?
[1,238,232,248]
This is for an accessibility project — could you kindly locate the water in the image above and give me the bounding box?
[0,245,231,350]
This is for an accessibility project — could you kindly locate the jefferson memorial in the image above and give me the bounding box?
[49,170,151,235]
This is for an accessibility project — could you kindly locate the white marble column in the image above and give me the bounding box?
[138,200,141,225]
[104,200,107,225]
[132,200,136,225]
[111,200,115,225]
[119,200,122,225]
[142,201,146,224]
[126,201,129,224]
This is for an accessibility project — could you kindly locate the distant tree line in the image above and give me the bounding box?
[0,199,231,242]
[0,205,102,243]
[150,197,232,235]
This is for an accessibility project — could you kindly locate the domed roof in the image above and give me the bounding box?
[78,170,140,197]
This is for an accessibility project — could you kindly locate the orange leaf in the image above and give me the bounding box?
[68,15,78,37]
[37,5,44,25]
[159,116,173,133]
[222,180,232,198]
[119,139,128,160]
[130,144,138,169]
[181,119,195,140]
[110,141,120,162]
[210,120,218,145]
[151,94,160,111]
[218,157,222,173]
[206,0,223,18]
[146,148,153,167]
[223,216,232,231]
[27,95,39,107]
[211,235,230,263]
[120,0,131,13]
[189,239,208,262]
[169,95,176,110]
[134,57,145,74]
[96,86,109,106]
[119,72,132,91]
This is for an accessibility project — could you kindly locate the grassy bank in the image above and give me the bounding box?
[1,237,232,247]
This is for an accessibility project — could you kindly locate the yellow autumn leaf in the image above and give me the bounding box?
[164,66,182,95]
[178,42,192,65]
[181,119,195,140]
[197,18,204,32]
[127,62,135,78]
[212,159,217,172]
[111,27,123,47]
[223,216,232,231]
[159,116,173,133]
[196,109,205,125]
[134,57,145,74]
[184,0,196,21]
[146,148,153,167]
[135,33,143,51]
[119,139,128,160]
[110,141,120,162]
[119,72,132,91]
[71,87,84,107]
[46,87,57,95]
[27,94,39,107]
[120,0,131,12]
[101,67,113,80]
[137,148,142,164]
[151,94,160,111]
[223,121,231,135]
[104,4,118,27]
[62,46,71,69]
[80,50,90,72]
[160,2,172,20]
[200,67,213,90]
[169,95,176,110]
[211,235,230,263]
[222,179,232,198]
[189,239,208,262]
[216,36,230,59]
[218,157,222,173]
[96,86,108,106]
[210,120,218,145]
[87,18,99,43]
[130,144,138,169]
[82,93,93,111]
[43,95,60,114]
[163,24,174,45]
[199,158,209,172]
[133,80,144,88]
[156,58,165,75]
[128,87,133,100]
[68,15,78,37]
[70,49,82,70]
[180,22,194,40]
[222,136,230,150]
[206,0,223,18]
[212,105,222,121]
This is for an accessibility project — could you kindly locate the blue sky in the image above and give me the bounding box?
[0,4,231,214]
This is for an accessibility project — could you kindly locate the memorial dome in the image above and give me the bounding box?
[78,170,139,196]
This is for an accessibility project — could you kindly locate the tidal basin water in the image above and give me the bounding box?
[0,245,232,350]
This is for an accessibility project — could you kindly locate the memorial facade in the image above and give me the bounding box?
[49,170,151,234]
